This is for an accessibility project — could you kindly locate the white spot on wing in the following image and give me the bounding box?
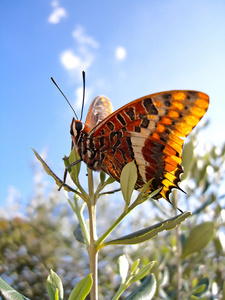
[130,135,147,182]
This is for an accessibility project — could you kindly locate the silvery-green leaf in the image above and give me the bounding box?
[182,222,214,258]
[130,261,155,284]
[68,274,93,300]
[74,223,86,244]
[120,161,137,206]
[104,212,191,246]
[68,148,81,181]
[124,274,156,300]
[118,255,129,284]
[32,149,75,192]
[47,270,64,300]
[0,277,29,300]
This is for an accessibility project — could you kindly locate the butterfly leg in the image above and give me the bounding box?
[58,158,82,191]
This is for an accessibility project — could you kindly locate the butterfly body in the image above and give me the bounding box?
[70,91,209,201]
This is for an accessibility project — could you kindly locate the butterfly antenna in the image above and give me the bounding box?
[51,77,78,119]
[80,71,85,121]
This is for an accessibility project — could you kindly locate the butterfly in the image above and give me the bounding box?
[69,90,209,202]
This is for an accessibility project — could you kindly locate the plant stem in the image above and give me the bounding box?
[176,225,182,300]
[87,168,98,300]
[112,284,126,300]
[174,191,182,300]
[88,239,98,300]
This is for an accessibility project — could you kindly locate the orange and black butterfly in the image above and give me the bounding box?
[69,89,209,201]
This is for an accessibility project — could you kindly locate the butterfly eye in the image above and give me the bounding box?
[70,121,84,138]
[75,121,84,133]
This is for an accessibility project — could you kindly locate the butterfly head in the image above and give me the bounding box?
[70,118,85,141]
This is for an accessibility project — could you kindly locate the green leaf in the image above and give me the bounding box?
[100,171,106,183]
[0,277,29,300]
[105,176,116,185]
[138,178,154,197]
[73,223,86,244]
[192,284,206,295]
[54,288,59,300]
[134,178,154,203]
[182,222,214,258]
[192,277,209,296]
[131,259,140,273]
[47,270,64,300]
[181,140,194,180]
[147,187,161,199]
[68,274,93,300]
[120,161,137,206]
[118,255,129,284]
[190,296,200,300]
[32,149,74,192]
[124,274,156,300]
[104,212,191,246]
[213,236,223,253]
[68,148,81,181]
[130,261,155,284]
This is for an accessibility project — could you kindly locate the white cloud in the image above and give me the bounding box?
[48,1,67,24]
[60,26,99,106]
[60,26,99,78]
[115,46,127,60]
[72,25,99,49]
[60,50,82,70]
[60,49,94,75]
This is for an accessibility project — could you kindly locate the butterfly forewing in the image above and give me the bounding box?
[73,90,209,201]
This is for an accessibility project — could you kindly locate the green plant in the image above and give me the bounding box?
[1,138,224,299]
[27,149,190,300]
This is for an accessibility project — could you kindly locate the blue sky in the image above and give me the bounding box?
[1,0,225,210]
